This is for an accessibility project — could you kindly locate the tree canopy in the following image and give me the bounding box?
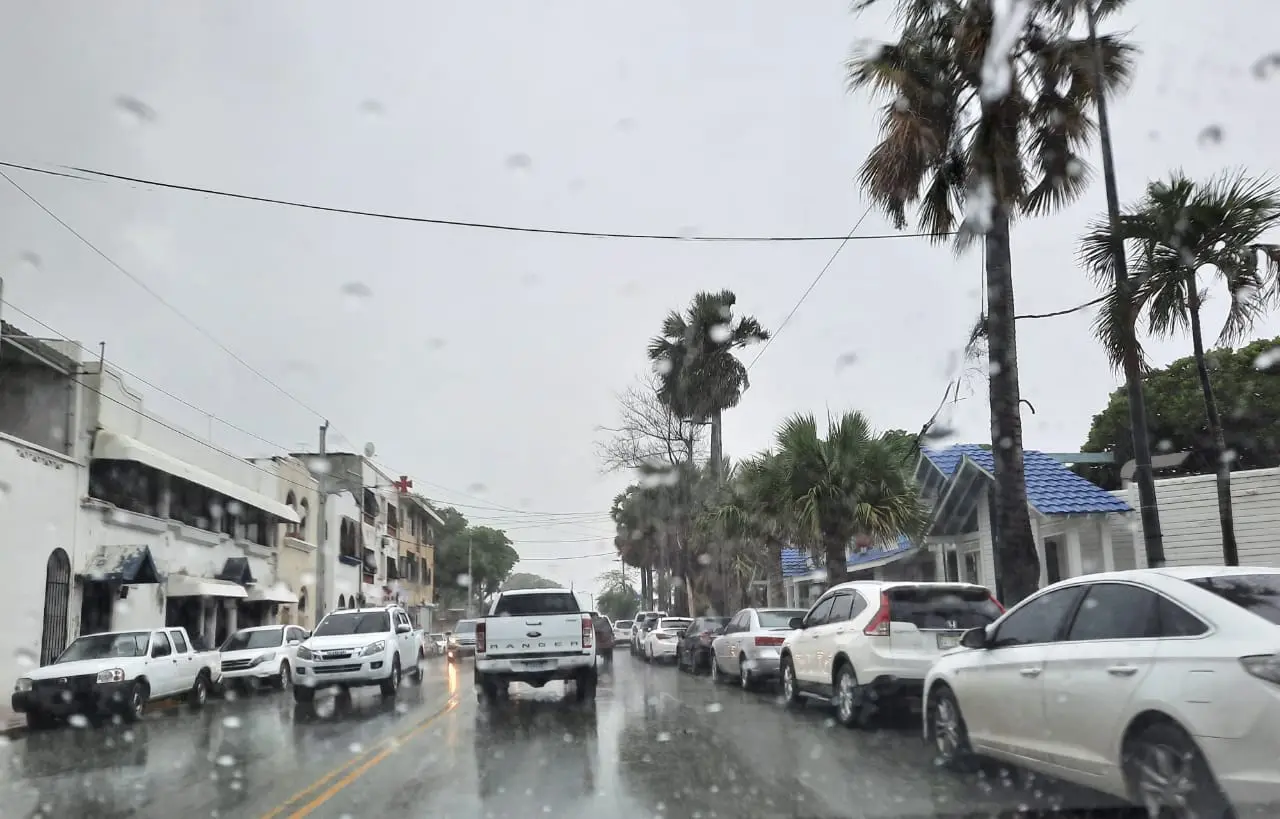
[1077,336,1280,489]
[431,506,520,609]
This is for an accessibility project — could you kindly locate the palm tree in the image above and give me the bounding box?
[847,0,1136,603]
[647,290,770,479]
[1079,169,1280,565]
[767,411,928,586]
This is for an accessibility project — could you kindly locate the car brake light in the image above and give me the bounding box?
[754,635,785,648]
[475,622,486,655]
[989,594,1005,613]
[582,615,593,649]
[864,592,891,636]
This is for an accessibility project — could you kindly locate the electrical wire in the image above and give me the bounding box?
[0,159,954,244]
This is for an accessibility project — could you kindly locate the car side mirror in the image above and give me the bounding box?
[396,623,412,634]
[788,617,805,630]
[960,627,989,649]
[287,639,301,647]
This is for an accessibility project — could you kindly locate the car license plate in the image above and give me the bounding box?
[937,633,960,650]
[516,660,552,671]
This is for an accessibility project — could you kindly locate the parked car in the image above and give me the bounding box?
[219,624,308,691]
[708,607,807,688]
[642,617,694,663]
[474,588,598,703]
[924,566,1280,819]
[12,626,220,728]
[630,611,667,656]
[292,605,423,703]
[674,616,729,674]
[780,580,1003,727]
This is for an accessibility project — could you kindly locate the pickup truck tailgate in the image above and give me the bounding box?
[481,591,590,658]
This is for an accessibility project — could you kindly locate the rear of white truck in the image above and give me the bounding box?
[473,588,597,703]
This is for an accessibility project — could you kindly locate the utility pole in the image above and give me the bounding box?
[314,421,330,618]
[466,531,474,618]
[1086,2,1165,568]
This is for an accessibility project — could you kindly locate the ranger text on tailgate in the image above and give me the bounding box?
[474,588,598,703]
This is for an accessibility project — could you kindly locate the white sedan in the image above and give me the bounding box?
[642,617,693,663]
[924,565,1280,818]
[219,624,308,690]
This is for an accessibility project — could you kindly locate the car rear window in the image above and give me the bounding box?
[615,620,634,629]
[454,620,477,634]
[492,592,580,616]
[1187,574,1280,626]
[887,586,1002,630]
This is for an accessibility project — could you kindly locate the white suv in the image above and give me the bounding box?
[779,581,1003,727]
[292,606,424,702]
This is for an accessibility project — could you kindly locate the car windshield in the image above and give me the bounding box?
[615,620,633,629]
[56,632,150,663]
[758,610,807,629]
[491,592,580,616]
[454,620,477,634]
[221,627,284,652]
[313,611,390,636]
[1188,574,1280,625]
[429,633,445,640]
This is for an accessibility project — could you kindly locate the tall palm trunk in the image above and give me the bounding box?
[984,206,1040,604]
[765,537,785,606]
[709,408,724,480]
[824,532,848,588]
[1185,273,1239,565]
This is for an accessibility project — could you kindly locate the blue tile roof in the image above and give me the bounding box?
[780,535,917,578]
[922,444,1131,515]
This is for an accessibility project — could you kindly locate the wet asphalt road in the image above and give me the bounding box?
[0,654,1136,819]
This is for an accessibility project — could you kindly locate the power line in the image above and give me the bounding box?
[0,168,335,427]
[746,205,874,372]
[1,159,954,244]
[1016,295,1106,320]
[518,551,617,561]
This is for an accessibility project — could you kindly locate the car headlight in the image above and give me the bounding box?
[249,652,276,667]
[296,646,313,660]
[362,640,386,657]
[447,636,457,645]
[95,668,125,684]
[14,678,31,693]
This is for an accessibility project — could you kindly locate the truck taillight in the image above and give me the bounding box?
[863,592,891,637]
[581,615,593,649]
[475,622,486,654]
[754,635,785,648]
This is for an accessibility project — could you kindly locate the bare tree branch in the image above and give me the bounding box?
[596,371,707,472]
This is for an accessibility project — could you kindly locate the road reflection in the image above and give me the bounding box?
[473,688,600,808]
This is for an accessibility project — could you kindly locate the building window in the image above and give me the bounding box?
[387,504,399,536]
[89,460,162,517]
[339,517,358,559]
[298,498,310,541]
[298,586,308,615]
[285,491,298,536]
[362,488,377,524]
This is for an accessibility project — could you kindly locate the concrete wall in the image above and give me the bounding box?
[0,432,85,700]
[0,347,75,454]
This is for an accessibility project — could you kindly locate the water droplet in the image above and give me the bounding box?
[1157,439,1174,452]
[656,731,672,742]
[1254,346,1280,370]
[1220,449,1238,465]
[14,647,36,668]
[989,360,1002,376]
[306,457,331,475]
[216,754,236,767]
[697,553,712,566]
[348,741,363,753]
[13,251,41,275]
[1196,125,1223,147]
[68,713,89,728]
[426,337,447,351]
[114,95,156,125]
[110,508,130,524]
[705,702,722,713]
[1252,53,1280,79]
[222,715,241,728]
[505,153,533,173]
[653,358,673,376]
[457,573,472,588]
[709,323,731,344]
[226,501,244,517]
[615,117,637,132]
[340,281,373,300]
[520,273,540,287]
[466,483,487,494]
[114,597,131,616]
[359,99,385,117]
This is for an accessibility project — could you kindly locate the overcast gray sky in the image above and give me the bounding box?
[0,1,1274,594]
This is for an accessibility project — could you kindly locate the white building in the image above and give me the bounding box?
[248,455,320,629]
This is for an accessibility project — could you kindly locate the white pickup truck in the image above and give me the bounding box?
[11,626,221,728]
[291,605,424,702]
[473,588,598,703]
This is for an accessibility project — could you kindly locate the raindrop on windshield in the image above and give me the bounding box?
[114,95,156,125]
[1197,124,1223,147]
[505,153,533,173]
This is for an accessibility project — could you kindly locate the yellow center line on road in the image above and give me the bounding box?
[259,694,460,819]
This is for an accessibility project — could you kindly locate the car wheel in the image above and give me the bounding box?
[1122,719,1230,818]
[575,670,598,703]
[123,681,148,723]
[833,663,873,728]
[410,652,425,682]
[710,655,722,684]
[780,657,803,709]
[188,674,209,710]
[380,656,402,697]
[738,656,753,691]
[277,662,292,690]
[928,684,976,770]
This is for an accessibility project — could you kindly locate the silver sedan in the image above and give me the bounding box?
[708,607,807,689]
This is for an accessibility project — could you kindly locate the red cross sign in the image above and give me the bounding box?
[393,476,413,494]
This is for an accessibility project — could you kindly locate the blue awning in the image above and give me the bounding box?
[81,545,161,584]
[780,535,920,578]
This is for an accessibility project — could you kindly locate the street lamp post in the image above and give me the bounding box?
[1085,1,1165,568]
